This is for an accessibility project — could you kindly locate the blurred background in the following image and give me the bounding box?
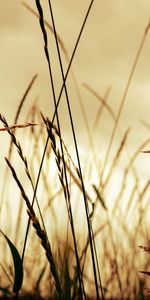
[1,1,150,298]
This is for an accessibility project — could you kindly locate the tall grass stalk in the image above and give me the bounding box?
[5,157,64,300]
[36,1,85,298]
[20,0,102,298]
[46,1,103,298]
[99,18,150,188]
[0,75,37,216]
[1,2,150,299]
[23,2,99,177]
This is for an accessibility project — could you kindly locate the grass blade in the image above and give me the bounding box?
[0,230,23,293]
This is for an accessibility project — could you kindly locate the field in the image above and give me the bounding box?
[1,1,150,299]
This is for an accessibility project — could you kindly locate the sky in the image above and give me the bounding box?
[1,0,150,205]
[1,1,150,125]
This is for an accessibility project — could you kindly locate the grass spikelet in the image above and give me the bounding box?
[35,0,49,64]
[41,113,85,299]
[140,119,150,131]
[93,86,112,128]
[0,122,37,132]
[5,157,64,300]
[99,18,150,187]
[113,137,150,214]
[139,246,150,253]
[23,1,99,175]
[142,150,150,154]
[92,184,107,211]
[83,83,116,122]
[139,271,150,276]
[0,114,33,181]
[22,2,68,60]
[103,127,130,189]
[14,75,38,125]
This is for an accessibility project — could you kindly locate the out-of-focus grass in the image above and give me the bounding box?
[0,1,150,299]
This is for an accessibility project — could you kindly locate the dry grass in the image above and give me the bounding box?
[1,1,150,300]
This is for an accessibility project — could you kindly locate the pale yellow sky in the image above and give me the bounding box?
[1,2,150,116]
[1,0,150,181]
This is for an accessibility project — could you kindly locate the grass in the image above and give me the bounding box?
[0,1,150,299]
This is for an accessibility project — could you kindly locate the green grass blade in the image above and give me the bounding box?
[0,230,23,293]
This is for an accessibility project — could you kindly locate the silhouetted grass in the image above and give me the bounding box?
[1,1,150,300]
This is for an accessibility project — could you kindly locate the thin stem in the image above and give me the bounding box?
[99,19,150,187]
[19,1,99,298]
[47,1,102,299]
[47,1,86,298]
